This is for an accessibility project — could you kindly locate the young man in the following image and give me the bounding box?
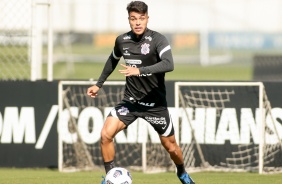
[87,1,195,184]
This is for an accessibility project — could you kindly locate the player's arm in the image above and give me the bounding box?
[95,53,120,88]
[87,54,119,98]
[96,36,123,87]
[87,38,122,97]
[139,35,174,75]
[87,54,120,98]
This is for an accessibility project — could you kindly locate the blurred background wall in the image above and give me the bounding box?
[50,0,282,33]
[1,0,282,80]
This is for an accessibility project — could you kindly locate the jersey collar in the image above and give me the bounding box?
[130,28,150,42]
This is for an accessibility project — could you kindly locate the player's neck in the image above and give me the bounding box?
[132,28,147,41]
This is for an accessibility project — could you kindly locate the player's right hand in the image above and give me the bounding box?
[87,85,100,98]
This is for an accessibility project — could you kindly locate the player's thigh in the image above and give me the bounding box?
[101,116,127,139]
[159,134,178,150]
[144,108,174,137]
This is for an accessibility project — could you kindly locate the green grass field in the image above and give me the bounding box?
[42,62,253,81]
[38,44,255,81]
[0,44,265,81]
[0,168,281,184]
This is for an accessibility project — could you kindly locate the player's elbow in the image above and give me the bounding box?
[168,64,174,72]
[165,61,174,72]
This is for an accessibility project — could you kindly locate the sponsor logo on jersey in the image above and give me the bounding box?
[118,106,129,115]
[123,49,130,56]
[138,101,155,107]
[123,35,131,40]
[145,36,152,41]
[138,73,152,77]
[125,59,142,64]
[141,43,150,55]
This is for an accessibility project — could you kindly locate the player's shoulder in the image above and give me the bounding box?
[146,29,167,42]
[146,29,164,38]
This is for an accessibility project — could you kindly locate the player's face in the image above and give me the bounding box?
[128,11,149,37]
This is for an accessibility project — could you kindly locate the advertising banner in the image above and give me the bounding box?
[0,81,58,168]
[0,81,282,169]
[209,32,282,49]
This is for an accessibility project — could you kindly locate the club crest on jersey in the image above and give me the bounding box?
[118,106,129,115]
[141,43,150,55]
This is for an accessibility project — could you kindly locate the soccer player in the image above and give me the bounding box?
[87,1,195,184]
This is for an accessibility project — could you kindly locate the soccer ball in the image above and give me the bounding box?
[105,167,132,184]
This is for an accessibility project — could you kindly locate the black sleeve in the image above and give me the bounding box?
[139,35,174,75]
[95,54,119,88]
[95,37,122,88]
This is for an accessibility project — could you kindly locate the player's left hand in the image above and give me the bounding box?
[119,64,140,76]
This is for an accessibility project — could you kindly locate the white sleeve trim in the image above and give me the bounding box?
[159,45,171,58]
[112,50,121,60]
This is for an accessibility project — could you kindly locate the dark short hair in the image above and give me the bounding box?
[126,1,148,14]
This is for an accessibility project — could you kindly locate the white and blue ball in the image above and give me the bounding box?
[105,167,132,184]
